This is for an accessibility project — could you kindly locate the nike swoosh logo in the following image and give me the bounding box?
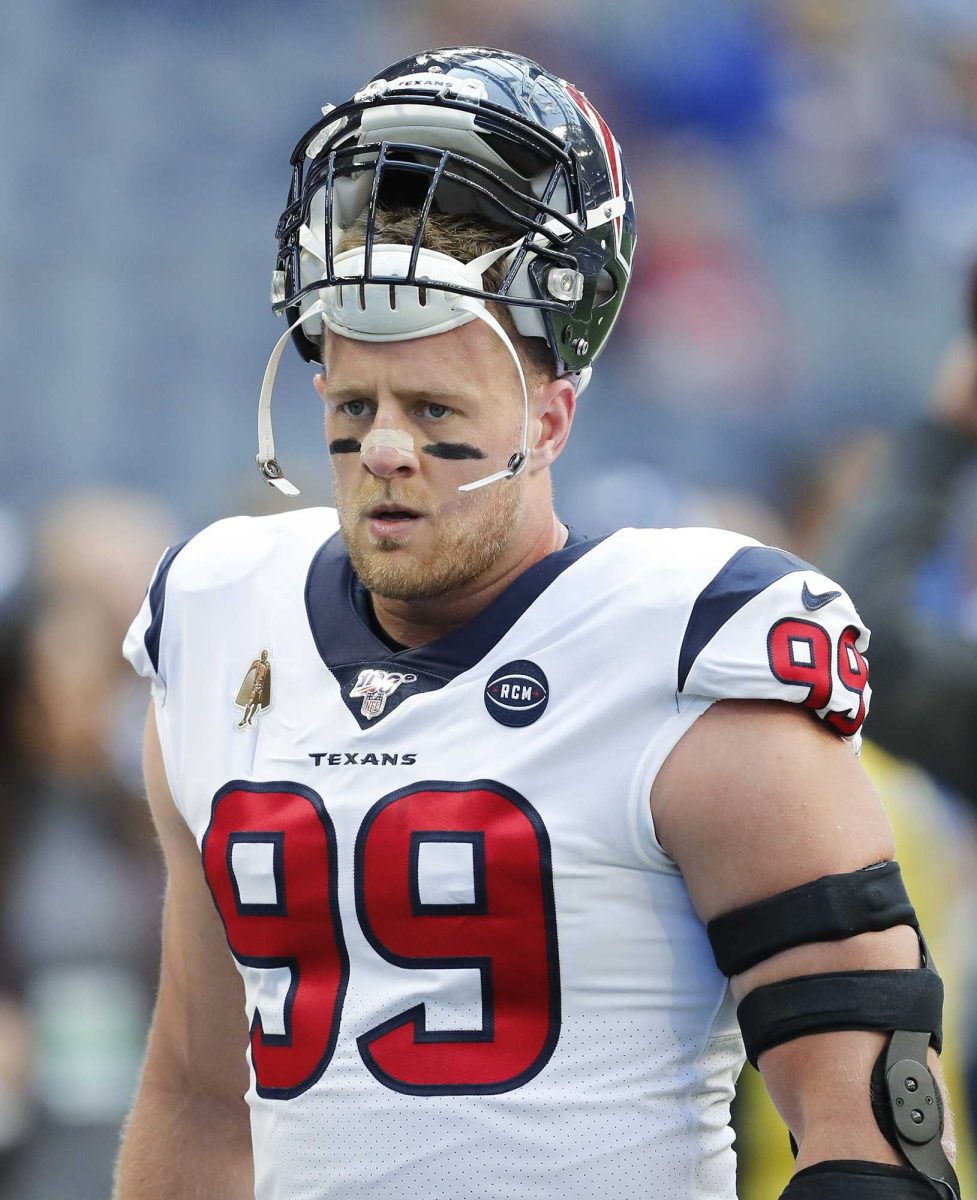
[802,581,842,611]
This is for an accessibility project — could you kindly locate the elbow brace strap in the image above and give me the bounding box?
[780,1161,950,1198]
[737,956,956,1196]
[737,965,943,1070]
[708,862,917,978]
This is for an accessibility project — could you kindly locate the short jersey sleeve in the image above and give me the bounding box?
[122,539,189,691]
[676,544,870,749]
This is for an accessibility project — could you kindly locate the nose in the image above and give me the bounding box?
[360,426,419,478]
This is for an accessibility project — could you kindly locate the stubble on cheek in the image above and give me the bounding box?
[331,410,527,601]
[336,475,527,602]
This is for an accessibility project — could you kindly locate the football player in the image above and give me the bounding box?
[114,48,959,1200]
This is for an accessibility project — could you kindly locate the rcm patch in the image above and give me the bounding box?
[484,660,549,727]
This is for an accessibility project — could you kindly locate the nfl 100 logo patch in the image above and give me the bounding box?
[349,668,418,720]
[484,660,549,728]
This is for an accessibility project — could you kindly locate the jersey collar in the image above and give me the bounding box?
[304,527,600,727]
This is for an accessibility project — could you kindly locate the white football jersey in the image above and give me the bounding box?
[123,509,870,1200]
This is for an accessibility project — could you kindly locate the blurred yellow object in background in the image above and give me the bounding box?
[735,740,977,1197]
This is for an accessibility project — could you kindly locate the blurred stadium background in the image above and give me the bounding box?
[3,0,977,1195]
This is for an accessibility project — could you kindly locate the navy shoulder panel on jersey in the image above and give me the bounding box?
[677,544,814,692]
[144,538,190,674]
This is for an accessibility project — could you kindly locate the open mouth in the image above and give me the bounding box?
[366,503,422,522]
[365,503,424,538]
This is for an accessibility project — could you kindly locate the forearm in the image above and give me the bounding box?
[112,1077,253,1200]
[772,1038,954,1171]
[777,1050,957,1200]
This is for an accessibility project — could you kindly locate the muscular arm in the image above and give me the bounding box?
[652,700,954,1173]
[112,706,254,1200]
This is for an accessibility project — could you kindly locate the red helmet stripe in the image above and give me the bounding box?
[565,84,623,244]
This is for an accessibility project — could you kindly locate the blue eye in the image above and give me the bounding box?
[341,399,369,417]
[425,402,451,420]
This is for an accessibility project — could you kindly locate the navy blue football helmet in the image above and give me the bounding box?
[272,46,636,386]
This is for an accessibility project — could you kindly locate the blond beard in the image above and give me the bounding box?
[337,473,527,601]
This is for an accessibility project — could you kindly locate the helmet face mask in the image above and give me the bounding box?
[273,47,636,382]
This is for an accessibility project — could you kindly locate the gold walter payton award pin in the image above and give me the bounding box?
[235,650,272,728]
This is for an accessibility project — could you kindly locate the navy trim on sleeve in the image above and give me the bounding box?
[677,544,815,692]
[144,539,190,675]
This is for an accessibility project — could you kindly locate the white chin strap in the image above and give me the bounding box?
[256,243,532,495]
[453,296,529,492]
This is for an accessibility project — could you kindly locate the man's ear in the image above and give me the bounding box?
[528,378,576,473]
[313,372,328,402]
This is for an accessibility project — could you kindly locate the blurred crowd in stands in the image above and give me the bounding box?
[4,0,977,1195]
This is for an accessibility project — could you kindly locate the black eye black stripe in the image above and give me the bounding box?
[422,443,487,461]
[329,439,487,460]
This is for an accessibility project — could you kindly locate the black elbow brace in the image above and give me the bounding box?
[780,1160,949,1198]
[708,862,959,1199]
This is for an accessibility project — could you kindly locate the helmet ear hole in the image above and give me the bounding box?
[595,269,617,305]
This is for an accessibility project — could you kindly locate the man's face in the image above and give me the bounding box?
[320,320,531,601]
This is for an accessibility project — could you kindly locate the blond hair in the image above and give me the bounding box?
[329,209,556,386]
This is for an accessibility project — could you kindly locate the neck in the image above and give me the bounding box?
[370,513,567,647]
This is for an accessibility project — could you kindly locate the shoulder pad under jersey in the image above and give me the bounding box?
[122,507,339,691]
[676,541,870,746]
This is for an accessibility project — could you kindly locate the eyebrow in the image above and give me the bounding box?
[326,382,473,404]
